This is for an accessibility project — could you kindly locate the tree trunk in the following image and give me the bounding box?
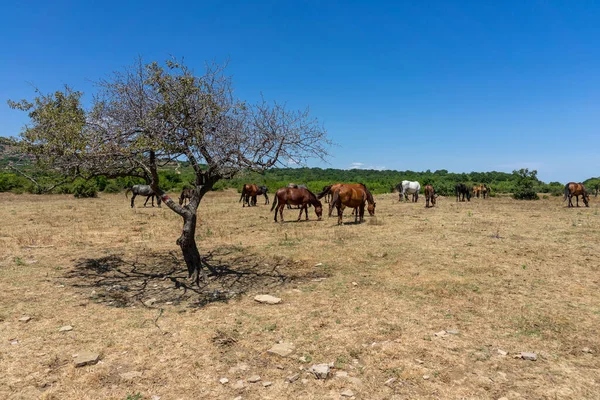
[177,212,203,284]
[151,163,218,285]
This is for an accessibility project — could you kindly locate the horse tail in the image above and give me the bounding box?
[563,184,570,201]
[330,189,340,217]
[125,187,132,198]
[239,186,246,203]
[270,194,278,211]
[317,185,332,199]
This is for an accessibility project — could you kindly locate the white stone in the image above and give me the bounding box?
[247,375,261,383]
[341,389,355,397]
[254,294,282,304]
[74,351,100,367]
[219,378,229,384]
[59,325,73,332]
[268,342,295,357]
[309,364,330,379]
[521,352,537,361]
[19,316,32,322]
[263,381,272,387]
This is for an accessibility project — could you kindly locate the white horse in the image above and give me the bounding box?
[396,180,421,202]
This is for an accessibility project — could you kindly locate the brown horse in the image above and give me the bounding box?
[318,183,376,217]
[564,182,590,207]
[239,184,269,207]
[179,188,193,205]
[330,184,376,225]
[270,187,323,222]
[424,184,436,208]
[473,184,489,199]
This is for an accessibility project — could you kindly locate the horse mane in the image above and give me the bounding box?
[306,189,322,205]
[358,183,375,203]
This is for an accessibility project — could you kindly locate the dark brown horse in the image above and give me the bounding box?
[330,184,376,225]
[424,184,436,208]
[179,188,194,205]
[239,184,269,207]
[564,182,590,207]
[270,187,323,222]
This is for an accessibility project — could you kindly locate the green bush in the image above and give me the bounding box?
[103,181,122,193]
[72,180,98,198]
[0,173,26,192]
[512,169,539,200]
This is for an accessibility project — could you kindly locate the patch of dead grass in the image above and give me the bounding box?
[0,191,599,399]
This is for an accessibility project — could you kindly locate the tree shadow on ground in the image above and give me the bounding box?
[65,246,326,308]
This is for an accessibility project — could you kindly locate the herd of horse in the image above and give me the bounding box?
[124,180,592,221]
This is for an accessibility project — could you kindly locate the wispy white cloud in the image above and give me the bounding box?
[367,165,387,171]
[287,158,300,165]
[350,162,364,169]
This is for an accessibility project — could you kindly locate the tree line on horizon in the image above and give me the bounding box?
[2,149,598,198]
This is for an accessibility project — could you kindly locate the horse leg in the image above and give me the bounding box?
[131,193,136,208]
[337,204,343,225]
[576,195,580,207]
[297,205,304,221]
[279,205,285,223]
[359,203,365,223]
[304,204,309,220]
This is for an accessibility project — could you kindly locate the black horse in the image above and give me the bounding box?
[455,183,471,202]
[126,185,161,208]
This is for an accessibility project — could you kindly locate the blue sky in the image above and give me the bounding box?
[1,1,599,183]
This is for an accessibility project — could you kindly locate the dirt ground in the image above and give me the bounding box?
[1,189,599,399]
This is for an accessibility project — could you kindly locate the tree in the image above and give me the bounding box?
[512,168,539,200]
[9,58,330,283]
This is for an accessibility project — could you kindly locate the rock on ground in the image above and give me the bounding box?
[59,325,73,332]
[521,352,537,361]
[247,375,261,383]
[309,364,330,379]
[254,295,282,304]
[341,389,355,397]
[74,352,100,367]
[267,342,295,357]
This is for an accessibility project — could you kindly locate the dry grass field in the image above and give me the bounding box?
[1,189,599,400]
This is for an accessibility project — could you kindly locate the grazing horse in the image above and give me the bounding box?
[472,184,489,199]
[564,182,590,208]
[395,180,421,202]
[271,187,323,222]
[125,185,161,208]
[286,184,306,208]
[239,184,269,207]
[424,184,437,208]
[179,188,194,205]
[481,184,489,199]
[318,183,376,217]
[330,184,376,225]
[455,183,471,202]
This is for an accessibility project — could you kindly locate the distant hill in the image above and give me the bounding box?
[0,137,29,167]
